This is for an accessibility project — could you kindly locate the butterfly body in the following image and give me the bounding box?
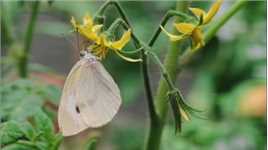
[58,51,122,136]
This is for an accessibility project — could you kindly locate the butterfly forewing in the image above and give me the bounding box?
[58,58,122,136]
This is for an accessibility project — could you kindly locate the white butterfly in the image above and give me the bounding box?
[58,51,122,136]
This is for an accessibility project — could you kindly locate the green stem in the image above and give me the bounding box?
[148,10,191,47]
[95,1,159,124]
[1,2,14,46]
[108,18,141,46]
[147,51,175,90]
[96,1,132,27]
[204,0,247,42]
[145,1,247,149]
[145,2,189,150]
[179,0,247,67]
[18,1,40,78]
[142,10,191,129]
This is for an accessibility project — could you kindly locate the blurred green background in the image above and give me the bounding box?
[1,1,266,150]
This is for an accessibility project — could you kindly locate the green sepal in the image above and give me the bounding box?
[168,93,182,133]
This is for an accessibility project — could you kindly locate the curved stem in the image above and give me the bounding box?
[108,18,141,46]
[96,1,157,121]
[145,2,189,150]
[95,1,158,122]
[147,51,175,90]
[148,10,191,47]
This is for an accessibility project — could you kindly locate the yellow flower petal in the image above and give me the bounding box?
[203,0,223,24]
[189,7,206,19]
[70,16,77,28]
[174,23,196,35]
[191,27,205,51]
[92,24,103,33]
[109,29,131,50]
[83,14,93,27]
[180,108,190,121]
[70,14,102,43]
[78,27,99,42]
[160,26,184,42]
[114,50,142,62]
[192,28,204,46]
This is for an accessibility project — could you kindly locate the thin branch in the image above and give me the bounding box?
[94,0,158,122]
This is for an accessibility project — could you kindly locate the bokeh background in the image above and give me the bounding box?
[1,1,266,150]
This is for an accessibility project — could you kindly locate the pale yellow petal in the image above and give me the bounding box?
[70,16,77,28]
[174,23,195,35]
[192,28,205,47]
[110,29,131,50]
[83,14,93,27]
[189,7,206,19]
[114,50,142,62]
[78,27,99,42]
[92,24,103,33]
[203,0,223,24]
[191,28,205,51]
[160,26,184,42]
[180,109,190,121]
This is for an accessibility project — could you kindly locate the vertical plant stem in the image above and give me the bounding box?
[95,1,158,124]
[145,2,189,150]
[97,0,159,126]
[19,1,40,78]
[1,2,14,46]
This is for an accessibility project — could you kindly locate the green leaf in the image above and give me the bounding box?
[1,143,36,150]
[0,121,24,145]
[9,95,43,121]
[34,141,50,150]
[85,138,98,150]
[38,85,61,104]
[0,79,53,121]
[33,109,54,139]
[18,122,35,141]
[50,133,63,150]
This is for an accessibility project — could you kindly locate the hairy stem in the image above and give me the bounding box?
[145,2,189,150]
[18,1,40,78]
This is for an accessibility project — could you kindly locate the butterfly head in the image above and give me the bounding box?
[80,50,98,63]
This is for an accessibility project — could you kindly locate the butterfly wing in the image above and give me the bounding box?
[58,58,122,136]
[58,59,88,136]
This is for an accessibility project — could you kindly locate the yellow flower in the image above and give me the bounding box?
[174,23,205,51]
[71,15,102,43]
[189,0,223,25]
[161,0,223,51]
[71,15,141,62]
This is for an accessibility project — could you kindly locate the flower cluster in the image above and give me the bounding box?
[162,0,223,51]
[71,14,140,62]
